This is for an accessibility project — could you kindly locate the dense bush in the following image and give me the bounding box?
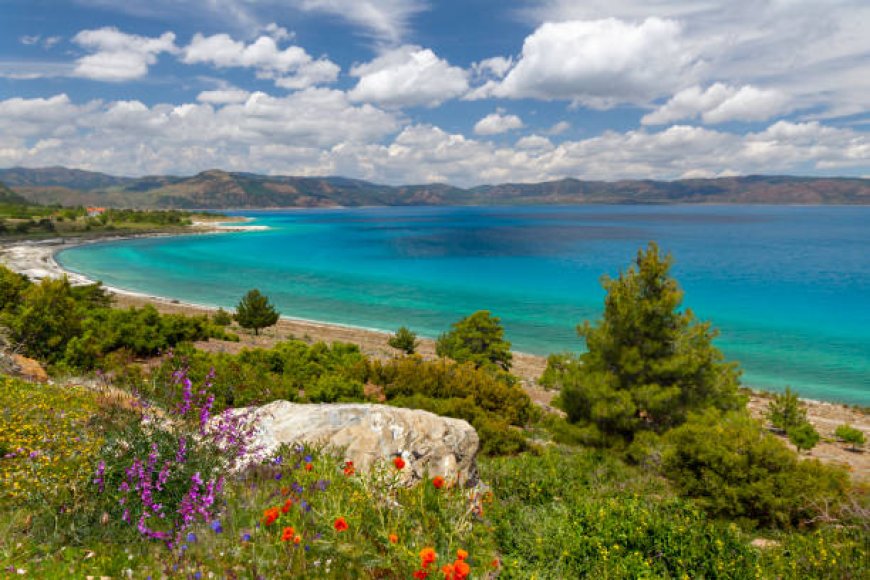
[0,267,234,369]
[388,326,418,354]
[662,410,848,528]
[766,386,808,431]
[64,305,235,368]
[436,310,512,372]
[372,356,533,427]
[835,424,865,451]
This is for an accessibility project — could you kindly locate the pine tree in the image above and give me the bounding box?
[436,310,512,371]
[388,326,418,354]
[234,289,279,336]
[554,242,741,440]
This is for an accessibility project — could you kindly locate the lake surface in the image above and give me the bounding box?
[57,205,870,405]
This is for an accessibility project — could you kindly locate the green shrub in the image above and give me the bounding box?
[766,387,808,431]
[788,422,820,453]
[211,307,233,326]
[304,374,365,403]
[834,424,865,451]
[436,310,512,371]
[373,356,532,427]
[662,410,848,528]
[388,326,418,354]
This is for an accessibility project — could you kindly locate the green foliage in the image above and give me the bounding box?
[553,243,742,443]
[1,276,81,361]
[151,340,369,410]
[211,307,233,326]
[62,305,233,368]
[766,386,808,431]
[373,356,532,427]
[388,325,418,354]
[436,310,512,372]
[0,266,29,311]
[480,447,763,578]
[662,410,848,528]
[834,424,865,451]
[305,374,365,403]
[787,421,820,453]
[234,288,279,335]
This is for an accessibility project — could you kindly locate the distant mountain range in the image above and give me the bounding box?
[1,166,867,209]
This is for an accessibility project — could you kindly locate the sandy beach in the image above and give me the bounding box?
[0,226,866,479]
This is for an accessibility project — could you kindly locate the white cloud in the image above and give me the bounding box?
[294,0,429,44]
[181,33,339,89]
[515,135,554,151]
[474,112,524,135]
[0,91,399,175]
[643,83,792,125]
[546,121,570,135]
[20,35,41,46]
[348,45,468,108]
[196,88,251,105]
[471,18,697,107]
[1,94,867,184]
[72,27,177,81]
[526,1,870,120]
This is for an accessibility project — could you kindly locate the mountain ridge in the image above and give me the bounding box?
[1,166,867,208]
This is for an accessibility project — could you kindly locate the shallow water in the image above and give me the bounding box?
[57,205,870,405]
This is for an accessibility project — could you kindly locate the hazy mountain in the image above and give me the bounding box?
[1,167,867,209]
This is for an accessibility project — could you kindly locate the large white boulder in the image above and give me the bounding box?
[241,401,480,486]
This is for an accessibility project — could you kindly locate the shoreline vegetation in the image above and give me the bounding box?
[0,228,866,482]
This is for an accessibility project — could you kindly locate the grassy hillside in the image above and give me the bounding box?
[2,167,868,208]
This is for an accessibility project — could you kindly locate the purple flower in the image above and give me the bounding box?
[273,455,283,465]
[187,532,197,543]
[210,520,223,534]
[93,460,106,493]
[304,455,312,463]
[274,472,283,481]
[241,532,252,542]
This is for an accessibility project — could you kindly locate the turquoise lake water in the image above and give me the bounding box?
[57,205,869,405]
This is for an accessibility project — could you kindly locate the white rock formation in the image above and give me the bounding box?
[241,401,479,486]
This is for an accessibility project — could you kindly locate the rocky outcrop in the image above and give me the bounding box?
[1,353,49,383]
[240,401,480,486]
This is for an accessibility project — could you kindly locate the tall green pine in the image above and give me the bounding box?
[234,289,280,336]
[557,242,741,439]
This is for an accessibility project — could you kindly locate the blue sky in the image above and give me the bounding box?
[0,0,867,184]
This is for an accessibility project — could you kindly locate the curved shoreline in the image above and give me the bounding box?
[1,229,867,479]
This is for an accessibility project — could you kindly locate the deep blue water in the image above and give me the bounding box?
[57,205,870,405]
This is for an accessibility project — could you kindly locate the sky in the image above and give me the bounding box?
[0,0,868,185]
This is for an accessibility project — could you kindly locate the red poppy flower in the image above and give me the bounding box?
[281,498,293,514]
[280,526,295,541]
[420,547,437,567]
[453,560,470,579]
[293,534,302,545]
[263,507,280,526]
[456,549,468,561]
[388,533,399,543]
[305,462,313,471]
[333,517,348,532]
[412,570,429,579]
[393,456,405,470]
[343,461,355,476]
[432,476,445,489]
